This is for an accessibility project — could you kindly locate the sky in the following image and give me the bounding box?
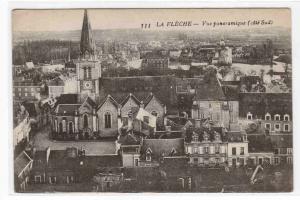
[12,8,291,32]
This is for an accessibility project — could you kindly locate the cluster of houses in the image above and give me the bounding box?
[14,10,293,192]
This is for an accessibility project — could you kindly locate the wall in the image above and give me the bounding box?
[97,99,119,138]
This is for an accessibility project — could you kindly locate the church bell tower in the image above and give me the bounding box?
[77,9,101,102]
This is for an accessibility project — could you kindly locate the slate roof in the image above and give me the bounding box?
[141,138,185,160]
[248,135,273,153]
[79,155,122,169]
[191,76,226,101]
[14,151,32,176]
[270,135,292,148]
[185,127,224,143]
[225,131,247,143]
[239,93,292,119]
[98,76,177,107]
[47,150,78,171]
[56,94,79,105]
[32,150,47,171]
[56,104,81,115]
[120,93,141,107]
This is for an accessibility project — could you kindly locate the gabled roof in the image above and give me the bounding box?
[144,92,164,107]
[97,94,120,110]
[120,93,141,107]
[193,76,226,101]
[14,151,32,176]
[80,96,96,110]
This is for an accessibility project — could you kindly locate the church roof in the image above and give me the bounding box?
[98,76,177,107]
[80,9,96,58]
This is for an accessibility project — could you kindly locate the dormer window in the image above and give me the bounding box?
[215,132,221,141]
[247,112,253,120]
[146,148,152,162]
[265,113,271,121]
[170,148,177,156]
[203,132,209,141]
[192,132,199,142]
[284,114,290,121]
[274,114,280,121]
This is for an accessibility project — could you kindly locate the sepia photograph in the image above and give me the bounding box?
[12,8,293,193]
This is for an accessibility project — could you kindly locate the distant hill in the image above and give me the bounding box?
[13,26,291,49]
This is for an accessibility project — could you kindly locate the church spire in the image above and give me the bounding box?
[80,9,96,60]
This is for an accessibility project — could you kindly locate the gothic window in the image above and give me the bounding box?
[59,122,63,134]
[192,132,198,142]
[83,114,88,128]
[69,122,74,134]
[104,112,112,129]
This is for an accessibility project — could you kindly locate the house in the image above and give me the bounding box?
[270,135,293,165]
[185,127,227,167]
[140,138,185,167]
[13,79,42,101]
[13,104,31,150]
[226,131,249,167]
[190,75,239,129]
[141,51,169,71]
[14,151,33,192]
[248,134,274,166]
[47,77,64,98]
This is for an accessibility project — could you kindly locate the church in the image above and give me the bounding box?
[50,10,167,140]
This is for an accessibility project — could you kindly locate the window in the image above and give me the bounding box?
[59,122,63,134]
[274,123,280,131]
[68,122,74,134]
[35,175,42,183]
[25,93,27,97]
[193,157,198,164]
[135,158,139,167]
[88,67,92,79]
[49,176,56,184]
[284,114,290,121]
[265,113,271,121]
[193,147,198,154]
[274,114,280,121]
[203,132,209,141]
[83,114,88,128]
[104,112,112,128]
[146,153,151,162]
[287,148,293,154]
[66,176,74,184]
[83,67,87,79]
[192,132,198,142]
[247,112,252,120]
[265,123,271,130]
[204,147,209,154]
[274,148,279,154]
[215,145,220,154]
[143,116,149,124]
[151,111,158,117]
[240,147,245,155]
[232,147,236,155]
[274,157,280,165]
[287,157,293,164]
[284,124,290,132]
